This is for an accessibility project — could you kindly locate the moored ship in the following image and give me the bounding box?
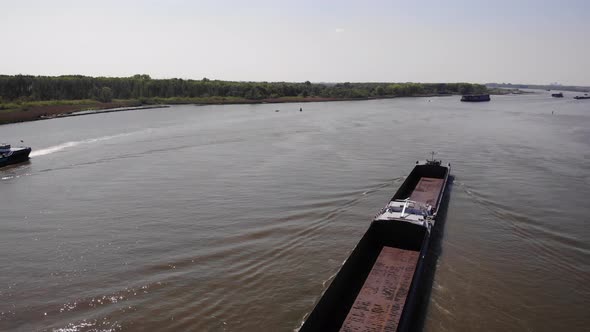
[300,157,451,332]
[461,94,490,102]
[0,143,32,168]
[551,92,564,98]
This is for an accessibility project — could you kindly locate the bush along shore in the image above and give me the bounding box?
[0,74,488,124]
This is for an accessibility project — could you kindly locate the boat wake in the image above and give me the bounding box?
[30,141,80,157]
[456,180,589,280]
[30,133,134,157]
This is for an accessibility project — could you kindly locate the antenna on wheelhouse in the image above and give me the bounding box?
[427,151,441,166]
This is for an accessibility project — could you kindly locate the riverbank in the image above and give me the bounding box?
[487,87,531,95]
[1,75,494,124]
[1,94,456,125]
[0,90,526,125]
[0,99,144,125]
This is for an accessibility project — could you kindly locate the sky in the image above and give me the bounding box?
[1,0,589,85]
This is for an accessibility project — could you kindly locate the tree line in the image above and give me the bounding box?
[487,82,589,93]
[0,74,487,103]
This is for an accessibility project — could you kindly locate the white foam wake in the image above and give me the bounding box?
[30,133,133,157]
[30,141,79,157]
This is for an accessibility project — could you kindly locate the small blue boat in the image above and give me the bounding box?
[0,143,32,168]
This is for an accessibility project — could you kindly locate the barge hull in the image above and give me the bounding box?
[461,94,490,102]
[300,160,450,332]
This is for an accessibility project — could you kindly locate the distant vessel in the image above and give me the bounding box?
[0,143,32,168]
[300,157,451,332]
[574,94,590,100]
[461,94,491,102]
[551,92,564,98]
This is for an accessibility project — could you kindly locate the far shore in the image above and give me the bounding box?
[0,95,433,125]
[0,92,517,126]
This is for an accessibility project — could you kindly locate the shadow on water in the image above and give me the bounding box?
[410,175,454,331]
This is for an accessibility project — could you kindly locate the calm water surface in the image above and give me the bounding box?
[1,92,589,331]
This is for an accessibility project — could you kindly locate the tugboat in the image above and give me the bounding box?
[0,143,32,168]
[300,153,451,332]
[461,94,491,102]
[551,92,564,98]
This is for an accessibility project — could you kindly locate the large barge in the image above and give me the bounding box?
[461,94,490,102]
[0,143,32,168]
[300,158,451,332]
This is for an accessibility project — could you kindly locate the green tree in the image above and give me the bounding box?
[98,87,113,102]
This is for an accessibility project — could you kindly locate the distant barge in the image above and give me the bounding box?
[461,94,490,102]
[0,143,32,168]
[300,158,451,332]
[551,93,564,98]
[574,95,590,100]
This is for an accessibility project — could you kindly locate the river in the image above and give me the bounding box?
[1,91,589,331]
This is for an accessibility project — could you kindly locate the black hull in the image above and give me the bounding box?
[300,162,450,332]
[0,148,31,168]
[574,96,590,100]
[461,94,490,102]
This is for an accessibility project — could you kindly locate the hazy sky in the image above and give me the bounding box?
[1,0,589,85]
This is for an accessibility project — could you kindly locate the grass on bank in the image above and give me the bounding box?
[0,99,119,113]
[0,95,338,113]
